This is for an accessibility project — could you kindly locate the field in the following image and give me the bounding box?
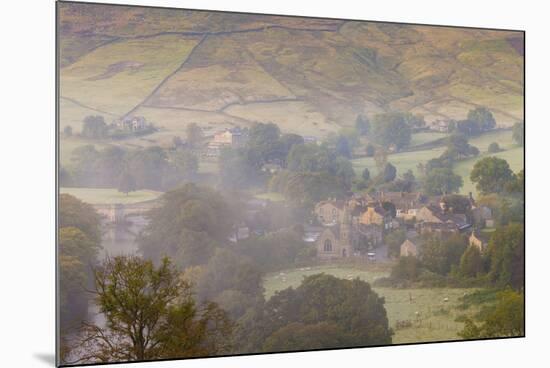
[263,265,481,344]
[352,146,446,177]
[60,187,162,205]
[352,129,524,196]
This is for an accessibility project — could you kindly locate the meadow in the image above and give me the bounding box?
[263,264,481,344]
[60,187,162,205]
[352,129,523,196]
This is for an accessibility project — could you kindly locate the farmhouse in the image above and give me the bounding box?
[369,191,429,220]
[116,116,148,131]
[400,239,418,257]
[206,127,249,156]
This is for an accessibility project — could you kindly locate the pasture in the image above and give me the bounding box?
[263,265,481,344]
[60,187,162,205]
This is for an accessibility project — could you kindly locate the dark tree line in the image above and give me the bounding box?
[62,144,198,192]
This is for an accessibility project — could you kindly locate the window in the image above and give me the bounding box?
[324,239,333,252]
[332,208,337,221]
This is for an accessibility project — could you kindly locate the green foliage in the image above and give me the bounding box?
[234,227,312,272]
[470,157,514,195]
[82,115,108,139]
[258,274,392,352]
[365,143,376,157]
[385,229,407,258]
[186,123,203,148]
[382,162,397,182]
[467,107,496,131]
[487,142,501,153]
[459,246,485,278]
[421,234,467,275]
[59,194,102,334]
[59,193,102,243]
[441,134,479,160]
[488,223,524,290]
[512,121,524,146]
[73,256,233,363]
[370,112,412,150]
[194,249,264,313]
[361,167,371,181]
[117,171,136,195]
[355,115,370,136]
[459,290,524,339]
[263,322,350,352]
[68,144,199,191]
[390,256,421,281]
[423,168,463,195]
[335,135,352,158]
[138,184,235,268]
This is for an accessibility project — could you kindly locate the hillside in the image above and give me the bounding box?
[58,2,524,144]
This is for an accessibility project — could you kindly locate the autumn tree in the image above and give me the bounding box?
[71,256,233,364]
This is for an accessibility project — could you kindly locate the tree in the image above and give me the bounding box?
[263,322,350,352]
[470,157,514,195]
[382,162,397,182]
[361,168,370,181]
[459,290,524,339]
[82,115,108,139]
[59,195,102,335]
[512,121,524,146]
[355,114,370,136]
[459,245,485,278]
[262,274,392,349]
[385,229,407,258]
[172,136,183,148]
[60,194,102,244]
[441,134,479,160]
[421,234,467,275]
[335,135,352,158]
[117,171,137,195]
[467,107,496,131]
[365,143,376,157]
[390,256,421,281]
[487,142,501,153]
[71,256,233,364]
[138,184,235,268]
[488,223,524,290]
[186,123,203,148]
[370,113,412,150]
[423,168,463,195]
[64,125,73,137]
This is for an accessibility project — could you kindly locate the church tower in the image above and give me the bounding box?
[340,205,352,257]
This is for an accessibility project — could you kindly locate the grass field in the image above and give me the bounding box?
[409,132,448,147]
[60,35,201,116]
[60,187,162,205]
[263,265,480,344]
[352,129,523,196]
[352,146,446,177]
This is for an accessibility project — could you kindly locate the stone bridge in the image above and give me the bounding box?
[93,200,160,224]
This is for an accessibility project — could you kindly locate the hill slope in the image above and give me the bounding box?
[59,2,524,143]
